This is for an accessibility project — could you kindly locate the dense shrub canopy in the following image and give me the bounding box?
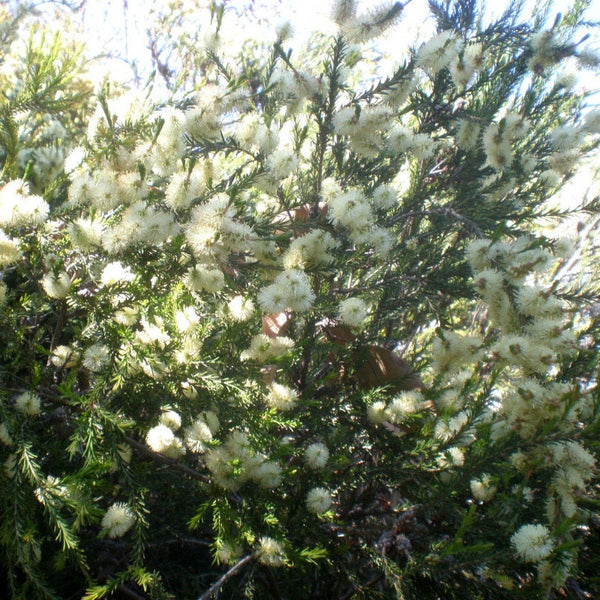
[0,1,599,598]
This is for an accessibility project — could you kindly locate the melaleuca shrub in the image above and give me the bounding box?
[0,0,599,599]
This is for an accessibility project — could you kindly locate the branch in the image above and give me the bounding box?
[47,301,67,365]
[124,436,211,483]
[197,554,255,600]
[148,537,211,548]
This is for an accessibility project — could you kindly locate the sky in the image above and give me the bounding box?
[67,0,599,98]
[8,0,598,99]
[76,0,433,82]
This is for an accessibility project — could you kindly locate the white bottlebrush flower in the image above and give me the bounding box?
[470,474,497,502]
[416,30,463,74]
[436,388,464,411]
[0,231,21,265]
[205,447,239,491]
[304,442,329,469]
[472,268,504,296]
[50,345,77,368]
[185,100,222,139]
[306,487,333,514]
[100,262,135,286]
[266,147,299,179]
[235,114,277,152]
[0,179,49,227]
[529,30,560,73]
[551,441,596,472]
[382,73,416,108]
[482,123,512,170]
[431,331,483,374]
[241,333,294,363]
[258,269,315,313]
[492,335,555,375]
[113,306,139,327]
[202,411,220,434]
[583,108,600,133]
[228,295,255,321]
[456,119,481,150]
[184,265,225,293]
[90,169,123,211]
[355,226,393,256]
[136,317,171,348]
[184,418,213,454]
[67,217,104,251]
[253,460,283,488]
[511,524,554,562]
[174,306,200,333]
[67,170,95,207]
[331,0,357,25]
[0,422,13,445]
[164,169,207,210]
[387,125,414,154]
[152,107,187,176]
[282,229,338,270]
[159,410,182,431]
[5,454,18,478]
[257,537,286,567]
[515,286,563,318]
[320,177,343,202]
[83,344,111,372]
[266,382,298,411]
[184,194,231,257]
[386,391,422,423]
[436,447,465,469]
[464,238,493,271]
[146,424,184,458]
[215,541,242,565]
[338,297,369,329]
[546,148,579,175]
[367,400,387,424]
[63,147,86,174]
[371,184,397,209]
[101,502,135,538]
[328,188,373,232]
[434,411,469,442]
[449,51,477,89]
[502,112,530,139]
[15,391,41,416]
[343,2,404,43]
[550,125,580,151]
[410,133,436,160]
[332,105,392,141]
[174,336,201,365]
[41,271,71,299]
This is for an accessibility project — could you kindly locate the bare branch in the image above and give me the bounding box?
[124,435,211,484]
[197,554,255,600]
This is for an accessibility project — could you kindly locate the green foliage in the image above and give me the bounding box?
[0,0,599,599]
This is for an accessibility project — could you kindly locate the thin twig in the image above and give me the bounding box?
[124,436,211,483]
[47,301,67,365]
[148,537,212,548]
[197,554,255,600]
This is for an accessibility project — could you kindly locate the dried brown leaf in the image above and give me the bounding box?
[262,312,290,338]
[356,345,425,392]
